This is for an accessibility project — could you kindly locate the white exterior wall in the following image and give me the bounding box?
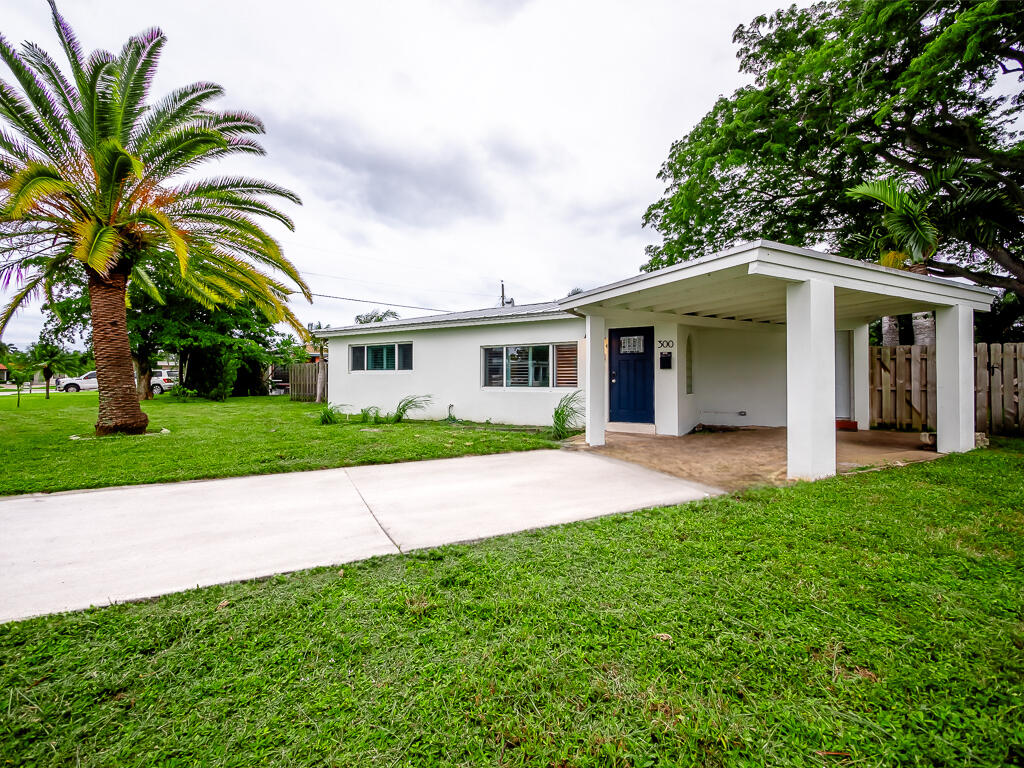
[326,318,585,426]
[692,327,787,427]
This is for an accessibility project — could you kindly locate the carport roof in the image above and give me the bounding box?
[557,240,995,329]
[314,241,996,339]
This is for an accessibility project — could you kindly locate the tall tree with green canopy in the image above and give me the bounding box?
[0,2,309,434]
[643,0,1024,298]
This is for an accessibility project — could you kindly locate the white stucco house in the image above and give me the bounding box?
[318,241,995,480]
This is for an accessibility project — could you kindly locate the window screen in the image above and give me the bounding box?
[554,343,578,387]
[366,344,396,371]
[506,345,549,387]
[485,344,576,388]
[351,345,365,371]
[505,346,530,387]
[397,343,413,371]
[484,347,504,387]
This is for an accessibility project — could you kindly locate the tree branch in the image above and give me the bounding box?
[925,258,1024,296]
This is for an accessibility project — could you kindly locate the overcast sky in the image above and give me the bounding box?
[1,0,782,346]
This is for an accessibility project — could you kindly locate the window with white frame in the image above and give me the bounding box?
[350,342,413,372]
[483,343,578,388]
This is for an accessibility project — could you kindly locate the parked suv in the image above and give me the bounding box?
[57,371,98,392]
[150,370,177,395]
[58,370,178,394]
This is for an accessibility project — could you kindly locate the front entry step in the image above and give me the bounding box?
[606,422,656,435]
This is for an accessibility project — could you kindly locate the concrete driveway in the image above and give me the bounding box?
[0,450,719,623]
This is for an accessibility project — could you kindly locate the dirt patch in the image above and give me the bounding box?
[570,427,938,492]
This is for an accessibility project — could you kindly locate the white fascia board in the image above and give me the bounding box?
[314,311,576,338]
[558,246,761,310]
[590,307,784,332]
[750,248,996,311]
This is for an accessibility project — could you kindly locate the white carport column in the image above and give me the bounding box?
[935,303,975,454]
[852,323,871,430]
[585,313,607,446]
[786,279,837,479]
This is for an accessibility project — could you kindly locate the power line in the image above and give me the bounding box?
[309,292,450,313]
[302,269,495,299]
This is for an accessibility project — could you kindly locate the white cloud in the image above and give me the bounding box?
[0,0,777,344]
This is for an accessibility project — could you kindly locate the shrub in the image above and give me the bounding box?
[317,403,344,425]
[551,390,584,440]
[392,394,432,423]
[359,406,383,424]
[170,384,198,401]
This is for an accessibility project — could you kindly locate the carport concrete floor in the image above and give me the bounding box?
[0,450,718,623]
[577,427,938,492]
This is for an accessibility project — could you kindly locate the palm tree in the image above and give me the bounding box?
[307,320,328,404]
[27,337,82,399]
[847,161,1006,347]
[0,4,309,434]
[354,308,400,324]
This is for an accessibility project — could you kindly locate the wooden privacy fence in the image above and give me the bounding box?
[870,343,1022,435]
[288,362,328,402]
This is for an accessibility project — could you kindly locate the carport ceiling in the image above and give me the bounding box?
[586,265,937,326]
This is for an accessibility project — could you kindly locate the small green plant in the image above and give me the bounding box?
[551,389,584,440]
[317,403,345,425]
[393,394,432,423]
[360,406,383,424]
[170,384,198,401]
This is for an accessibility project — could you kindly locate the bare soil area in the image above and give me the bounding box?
[571,427,938,492]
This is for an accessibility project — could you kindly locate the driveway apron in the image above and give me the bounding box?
[0,451,718,622]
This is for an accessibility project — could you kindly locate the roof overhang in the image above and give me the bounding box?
[314,309,576,338]
[558,241,995,330]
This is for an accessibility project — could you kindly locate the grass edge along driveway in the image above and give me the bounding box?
[1,439,1022,766]
[0,393,557,496]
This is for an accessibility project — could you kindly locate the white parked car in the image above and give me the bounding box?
[149,370,177,395]
[58,370,178,394]
[57,371,98,392]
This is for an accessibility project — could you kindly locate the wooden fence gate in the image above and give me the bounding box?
[869,343,1022,435]
[288,362,328,402]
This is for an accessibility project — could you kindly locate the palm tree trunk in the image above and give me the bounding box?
[88,267,149,435]
[881,316,900,346]
[911,312,935,346]
[314,362,325,404]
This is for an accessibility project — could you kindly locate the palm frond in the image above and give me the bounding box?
[112,28,164,146]
[91,138,143,216]
[71,219,120,274]
[21,42,81,124]
[0,78,61,160]
[0,34,72,149]
[1,162,72,217]
[0,270,44,335]
[172,176,301,205]
[129,263,164,304]
[130,207,187,273]
[130,81,223,152]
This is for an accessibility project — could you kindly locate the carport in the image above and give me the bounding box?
[558,241,995,480]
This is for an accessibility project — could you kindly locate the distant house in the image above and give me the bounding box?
[0,363,8,383]
[316,241,995,481]
[305,342,326,364]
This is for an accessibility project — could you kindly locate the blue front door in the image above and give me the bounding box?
[608,326,654,423]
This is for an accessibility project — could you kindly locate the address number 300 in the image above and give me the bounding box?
[657,340,674,349]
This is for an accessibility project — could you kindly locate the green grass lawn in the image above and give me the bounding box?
[0,392,555,496]
[2,441,1022,766]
